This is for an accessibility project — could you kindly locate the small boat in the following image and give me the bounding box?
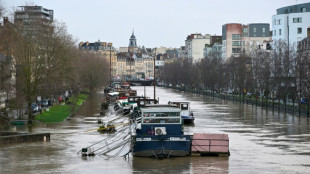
[131,104,191,158]
[97,121,116,133]
[168,101,194,124]
[106,92,119,103]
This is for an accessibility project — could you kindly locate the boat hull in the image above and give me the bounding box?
[133,149,189,157]
[132,135,191,157]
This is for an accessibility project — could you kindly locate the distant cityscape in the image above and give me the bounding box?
[1,2,310,108]
[78,2,310,79]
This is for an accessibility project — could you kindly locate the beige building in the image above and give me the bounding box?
[119,47,128,53]
[116,58,127,79]
[156,46,168,54]
[115,56,154,80]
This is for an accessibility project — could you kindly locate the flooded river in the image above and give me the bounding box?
[1,86,310,173]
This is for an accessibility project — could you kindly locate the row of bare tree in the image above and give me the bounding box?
[0,5,109,123]
[160,40,310,113]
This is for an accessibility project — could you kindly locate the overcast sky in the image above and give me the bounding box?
[2,0,310,48]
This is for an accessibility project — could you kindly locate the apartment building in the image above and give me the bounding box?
[185,33,211,63]
[222,23,271,60]
[14,6,53,35]
[272,2,310,47]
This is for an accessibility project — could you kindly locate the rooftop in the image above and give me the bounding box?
[276,2,310,15]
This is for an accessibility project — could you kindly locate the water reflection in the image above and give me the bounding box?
[132,157,190,173]
[190,157,228,174]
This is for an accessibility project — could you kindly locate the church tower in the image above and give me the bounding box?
[128,30,138,52]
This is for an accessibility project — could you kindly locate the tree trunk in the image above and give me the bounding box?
[27,102,32,124]
[307,102,309,116]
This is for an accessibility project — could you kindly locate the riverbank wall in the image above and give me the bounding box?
[0,132,50,144]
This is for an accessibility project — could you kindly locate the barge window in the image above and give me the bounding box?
[143,118,180,124]
[181,104,188,110]
[143,112,180,117]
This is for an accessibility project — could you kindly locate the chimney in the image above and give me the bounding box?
[3,17,8,25]
[79,42,83,48]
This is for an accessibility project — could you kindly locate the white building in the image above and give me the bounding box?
[272,2,310,48]
[185,33,210,63]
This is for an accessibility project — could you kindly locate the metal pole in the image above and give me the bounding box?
[130,52,132,82]
[154,48,156,100]
[110,44,112,86]
[144,59,146,98]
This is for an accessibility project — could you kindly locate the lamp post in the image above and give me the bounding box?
[154,48,156,100]
[109,43,112,87]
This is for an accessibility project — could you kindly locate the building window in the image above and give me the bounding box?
[279,29,282,35]
[301,7,306,12]
[254,27,257,33]
[232,48,241,53]
[262,28,266,33]
[243,28,248,37]
[232,34,241,40]
[232,41,241,46]
[273,30,276,36]
[293,17,302,23]
[273,19,276,25]
[297,28,302,34]
[277,19,281,25]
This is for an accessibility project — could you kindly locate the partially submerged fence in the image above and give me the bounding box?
[165,85,309,116]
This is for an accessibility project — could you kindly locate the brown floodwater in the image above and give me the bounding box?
[0,86,310,173]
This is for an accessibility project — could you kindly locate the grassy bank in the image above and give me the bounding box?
[35,93,89,123]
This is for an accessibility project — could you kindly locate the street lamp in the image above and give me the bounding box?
[154,47,156,100]
[109,43,112,87]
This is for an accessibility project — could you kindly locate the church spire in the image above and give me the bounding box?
[129,30,137,47]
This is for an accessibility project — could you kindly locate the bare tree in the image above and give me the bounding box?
[251,49,272,105]
[75,50,109,95]
[271,40,296,109]
[0,0,5,18]
[8,18,77,123]
[36,21,75,99]
[200,53,224,94]
[297,44,310,114]
[226,55,249,98]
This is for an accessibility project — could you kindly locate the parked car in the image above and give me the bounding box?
[31,103,39,113]
[301,98,308,104]
[41,99,49,107]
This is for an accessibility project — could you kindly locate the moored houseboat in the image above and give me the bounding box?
[131,105,191,158]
